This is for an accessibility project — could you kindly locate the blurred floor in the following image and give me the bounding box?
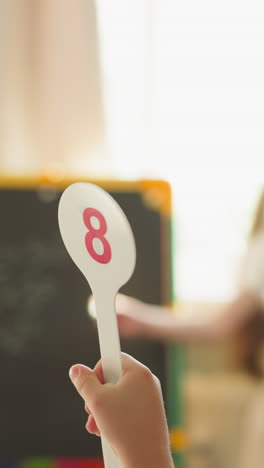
[185,371,257,468]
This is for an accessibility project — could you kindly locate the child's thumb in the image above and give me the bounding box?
[69,364,102,404]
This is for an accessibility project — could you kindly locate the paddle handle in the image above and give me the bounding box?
[94,291,122,467]
[101,437,123,468]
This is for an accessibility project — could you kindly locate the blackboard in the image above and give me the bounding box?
[0,182,172,464]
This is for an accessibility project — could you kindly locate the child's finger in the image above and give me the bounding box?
[92,360,105,384]
[69,364,102,405]
[86,414,101,437]
[91,353,149,385]
[84,404,90,414]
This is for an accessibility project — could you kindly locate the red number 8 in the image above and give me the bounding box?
[83,208,112,264]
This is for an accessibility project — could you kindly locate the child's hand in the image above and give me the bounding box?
[69,353,173,468]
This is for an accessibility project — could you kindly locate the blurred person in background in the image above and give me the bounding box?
[105,189,264,381]
[89,188,264,468]
[90,189,264,378]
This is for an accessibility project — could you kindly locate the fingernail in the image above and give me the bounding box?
[69,366,80,382]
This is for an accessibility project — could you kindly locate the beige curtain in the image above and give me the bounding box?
[0,0,105,175]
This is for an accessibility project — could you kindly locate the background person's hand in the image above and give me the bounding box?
[87,293,161,338]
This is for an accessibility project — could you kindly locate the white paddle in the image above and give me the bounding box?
[58,182,136,468]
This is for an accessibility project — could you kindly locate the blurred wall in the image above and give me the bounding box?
[0,0,105,175]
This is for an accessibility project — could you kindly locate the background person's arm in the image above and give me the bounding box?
[110,291,261,343]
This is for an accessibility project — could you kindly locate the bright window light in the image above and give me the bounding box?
[96,0,264,302]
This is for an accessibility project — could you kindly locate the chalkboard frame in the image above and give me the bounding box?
[0,176,183,467]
